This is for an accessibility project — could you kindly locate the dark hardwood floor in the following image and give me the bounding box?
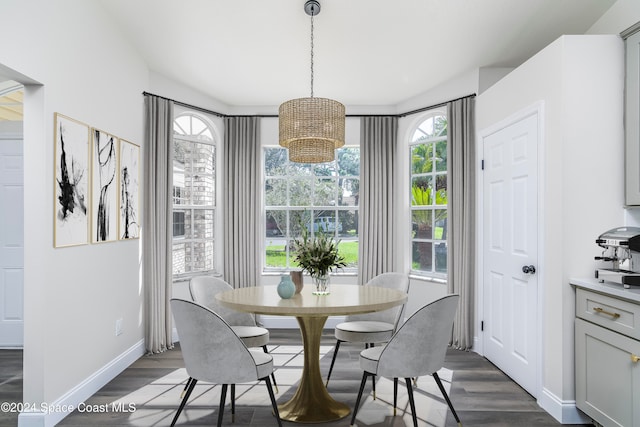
[1,329,594,426]
[0,348,22,427]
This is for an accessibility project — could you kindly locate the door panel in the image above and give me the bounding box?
[483,112,538,396]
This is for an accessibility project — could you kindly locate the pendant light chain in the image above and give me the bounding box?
[310,11,315,98]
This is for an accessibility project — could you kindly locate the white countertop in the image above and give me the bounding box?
[570,277,640,304]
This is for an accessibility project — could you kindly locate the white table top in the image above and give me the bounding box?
[216,284,408,317]
[570,277,640,304]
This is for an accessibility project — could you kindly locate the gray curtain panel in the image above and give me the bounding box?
[143,94,174,354]
[223,116,261,288]
[446,96,476,350]
[358,116,398,284]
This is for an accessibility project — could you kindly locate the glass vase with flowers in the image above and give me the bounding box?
[292,226,346,295]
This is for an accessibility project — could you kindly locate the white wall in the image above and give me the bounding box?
[476,35,624,422]
[0,1,148,425]
[587,0,640,34]
[149,71,232,116]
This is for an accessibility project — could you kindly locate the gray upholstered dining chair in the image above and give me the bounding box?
[186,276,277,393]
[349,294,462,427]
[325,272,409,391]
[169,298,282,427]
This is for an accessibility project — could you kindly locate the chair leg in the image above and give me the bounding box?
[231,384,236,422]
[433,372,462,426]
[326,340,342,387]
[180,377,192,399]
[370,343,376,399]
[263,345,279,393]
[263,376,283,427]
[350,372,370,427]
[405,378,418,427]
[171,378,197,427]
[393,378,398,416]
[372,372,376,400]
[218,384,228,427]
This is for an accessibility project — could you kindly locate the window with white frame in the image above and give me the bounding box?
[410,111,448,277]
[172,113,217,277]
[264,147,360,271]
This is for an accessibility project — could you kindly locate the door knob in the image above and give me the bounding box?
[522,265,536,274]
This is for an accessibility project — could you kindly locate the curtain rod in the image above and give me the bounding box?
[142,91,476,119]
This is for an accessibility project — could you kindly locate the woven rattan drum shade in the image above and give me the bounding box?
[279,97,345,163]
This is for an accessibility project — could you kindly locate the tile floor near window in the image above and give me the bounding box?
[3,329,594,427]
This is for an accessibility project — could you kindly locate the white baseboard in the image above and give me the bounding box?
[537,387,592,425]
[18,339,145,427]
[472,335,482,354]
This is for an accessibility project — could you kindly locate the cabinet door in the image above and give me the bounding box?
[575,318,640,427]
[625,30,640,205]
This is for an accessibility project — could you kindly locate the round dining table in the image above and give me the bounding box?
[216,283,408,423]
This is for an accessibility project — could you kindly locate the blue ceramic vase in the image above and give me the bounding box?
[277,274,296,299]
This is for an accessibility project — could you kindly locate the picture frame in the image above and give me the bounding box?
[91,128,118,243]
[118,139,140,239]
[54,113,90,248]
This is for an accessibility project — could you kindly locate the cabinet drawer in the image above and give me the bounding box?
[576,288,640,340]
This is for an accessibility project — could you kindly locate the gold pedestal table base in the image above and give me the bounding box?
[277,316,350,423]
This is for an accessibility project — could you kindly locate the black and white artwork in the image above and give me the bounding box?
[118,139,140,239]
[54,113,90,248]
[91,128,118,243]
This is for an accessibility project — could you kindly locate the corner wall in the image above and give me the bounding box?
[476,35,624,423]
[0,1,148,425]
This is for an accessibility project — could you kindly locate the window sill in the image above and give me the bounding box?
[262,270,358,277]
[173,271,222,284]
[408,274,447,284]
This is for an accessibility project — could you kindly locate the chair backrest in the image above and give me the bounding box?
[189,276,255,326]
[376,294,460,379]
[347,272,410,327]
[170,298,261,384]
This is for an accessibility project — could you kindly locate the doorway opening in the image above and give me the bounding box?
[0,79,24,348]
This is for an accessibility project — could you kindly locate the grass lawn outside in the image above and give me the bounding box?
[265,240,358,269]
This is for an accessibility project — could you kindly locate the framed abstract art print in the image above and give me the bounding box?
[118,139,140,239]
[91,128,118,243]
[54,113,90,248]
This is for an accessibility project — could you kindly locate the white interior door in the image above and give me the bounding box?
[0,135,24,348]
[482,111,538,396]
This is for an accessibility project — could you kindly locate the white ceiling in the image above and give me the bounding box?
[98,0,616,109]
[0,0,604,117]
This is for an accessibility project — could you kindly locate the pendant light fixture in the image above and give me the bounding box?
[278,0,345,163]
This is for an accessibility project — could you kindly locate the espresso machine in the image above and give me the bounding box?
[594,226,640,288]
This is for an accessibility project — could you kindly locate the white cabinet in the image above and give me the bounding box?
[575,287,640,426]
[624,25,640,205]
